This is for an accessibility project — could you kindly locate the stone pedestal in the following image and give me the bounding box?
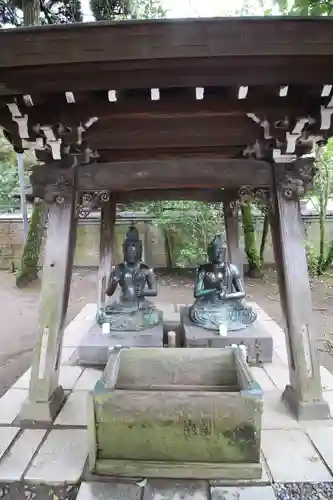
[181,307,273,363]
[74,319,163,366]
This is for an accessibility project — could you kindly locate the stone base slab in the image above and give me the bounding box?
[16,385,66,427]
[283,384,331,420]
[1,303,333,497]
[181,307,273,363]
[74,322,163,366]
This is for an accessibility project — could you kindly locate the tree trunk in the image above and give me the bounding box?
[16,0,42,288]
[241,203,262,277]
[16,201,47,288]
[164,229,173,268]
[23,0,40,25]
[259,212,269,266]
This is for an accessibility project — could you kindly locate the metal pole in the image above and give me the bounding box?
[17,153,28,242]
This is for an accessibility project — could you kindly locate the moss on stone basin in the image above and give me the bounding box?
[88,347,263,479]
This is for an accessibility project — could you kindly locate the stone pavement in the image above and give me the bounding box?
[0,303,332,499]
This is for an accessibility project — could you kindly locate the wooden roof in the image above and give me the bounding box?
[1,18,333,200]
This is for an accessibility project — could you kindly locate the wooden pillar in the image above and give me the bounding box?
[19,191,77,424]
[223,190,243,278]
[270,162,330,420]
[97,197,116,315]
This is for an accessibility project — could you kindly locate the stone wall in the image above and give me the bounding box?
[0,212,332,270]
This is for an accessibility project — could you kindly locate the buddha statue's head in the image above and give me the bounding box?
[123,225,142,264]
[207,234,227,264]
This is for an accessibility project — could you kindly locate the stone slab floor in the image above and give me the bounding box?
[0,303,333,499]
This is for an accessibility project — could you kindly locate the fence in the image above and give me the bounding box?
[0,211,332,271]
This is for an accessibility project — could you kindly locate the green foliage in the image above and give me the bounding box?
[1,0,164,27]
[0,131,19,211]
[276,0,333,15]
[0,0,83,26]
[0,130,33,212]
[241,204,263,277]
[143,201,222,267]
[89,0,165,20]
[304,140,333,275]
[16,201,46,287]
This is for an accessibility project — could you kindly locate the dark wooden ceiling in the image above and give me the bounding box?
[1,18,333,198]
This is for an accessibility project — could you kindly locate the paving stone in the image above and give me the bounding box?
[261,429,333,482]
[210,454,271,486]
[263,355,290,391]
[77,482,141,499]
[262,391,299,430]
[323,390,333,414]
[262,321,285,346]
[274,345,288,364]
[306,426,333,475]
[0,429,46,481]
[251,304,273,322]
[320,366,333,392]
[143,479,209,499]
[60,347,76,364]
[59,366,83,390]
[12,369,31,389]
[54,391,88,427]
[63,304,97,348]
[0,389,28,424]
[250,367,277,392]
[0,428,20,461]
[74,368,103,391]
[25,429,88,484]
[211,486,277,499]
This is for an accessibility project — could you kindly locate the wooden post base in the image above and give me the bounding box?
[282,385,330,421]
[16,385,66,427]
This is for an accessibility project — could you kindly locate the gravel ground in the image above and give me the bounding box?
[274,483,333,500]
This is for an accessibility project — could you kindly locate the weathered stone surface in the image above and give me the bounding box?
[13,369,31,389]
[77,482,141,499]
[262,391,299,430]
[0,427,20,461]
[59,366,83,390]
[0,390,28,424]
[306,427,333,475]
[0,430,46,481]
[54,392,88,427]
[92,348,262,467]
[211,486,277,499]
[74,369,103,391]
[143,479,209,499]
[25,429,87,484]
[261,429,333,482]
[182,308,273,363]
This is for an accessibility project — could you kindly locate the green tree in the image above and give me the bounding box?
[139,201,222,267]
[0,131,19,212]
[0,130,32,213]
[304,141,333,275]
[276,0,333,15]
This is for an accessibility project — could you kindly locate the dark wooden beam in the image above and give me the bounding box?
[114,188,225,203]
[34,147,245,164]
[2,18,333,69]
[0,89,323,125]
[2,56,333,92]
[30,157,272,198]
[84,116,263,150]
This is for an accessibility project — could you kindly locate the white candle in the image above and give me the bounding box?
[102,323,110,335]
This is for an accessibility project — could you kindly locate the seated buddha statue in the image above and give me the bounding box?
[189,234,257,332]
[97,225,161,331]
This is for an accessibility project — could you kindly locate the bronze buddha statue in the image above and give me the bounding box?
[189,234,257,331]
[97,225,161,331]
